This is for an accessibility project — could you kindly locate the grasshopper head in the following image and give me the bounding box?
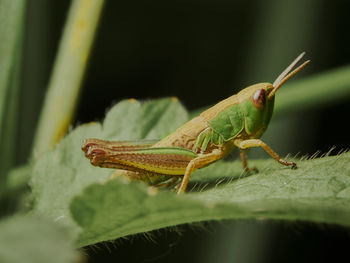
[237,83,275,137]
[238,52,309,137]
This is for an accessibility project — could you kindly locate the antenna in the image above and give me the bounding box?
[268,52,310,99]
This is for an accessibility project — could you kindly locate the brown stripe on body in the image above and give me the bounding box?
[110,153,193,170]
[88,151,183,176]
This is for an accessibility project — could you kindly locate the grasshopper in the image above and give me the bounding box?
[82,52,310,194]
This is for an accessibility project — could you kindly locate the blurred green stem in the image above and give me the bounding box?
[275,65,350,116]
[32,0,105,159]
[0,0,26,193]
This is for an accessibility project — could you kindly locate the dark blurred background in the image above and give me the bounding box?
[19,0,350,262]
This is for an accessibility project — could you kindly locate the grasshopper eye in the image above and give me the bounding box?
[252,89,266,110]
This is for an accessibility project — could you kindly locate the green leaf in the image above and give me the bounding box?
[71,153,350,247]
[31,98,350,248]
[0,216,78,263]
[31,98,188,236]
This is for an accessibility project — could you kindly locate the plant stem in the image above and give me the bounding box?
[275,65,350,116]
[32,0,105,159]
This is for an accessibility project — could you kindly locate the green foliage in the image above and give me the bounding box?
[0,215,78,263]
[30,98,350,248]
[0,0,26,193]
